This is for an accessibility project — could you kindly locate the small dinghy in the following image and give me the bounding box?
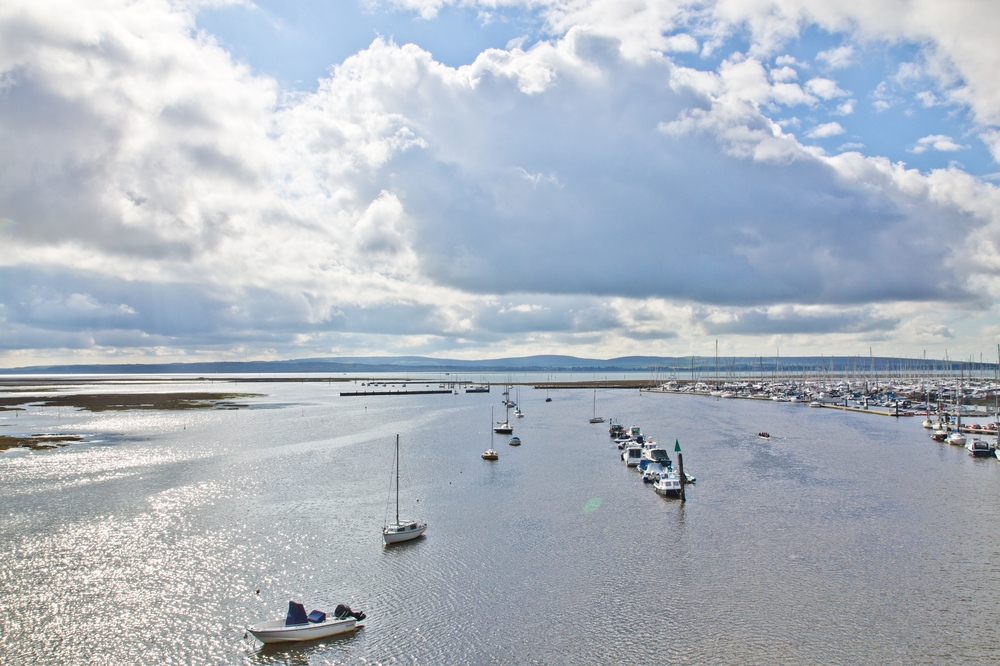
[249,601,365,644]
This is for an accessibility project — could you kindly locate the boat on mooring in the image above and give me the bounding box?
[383,434,427,544]
[966,438,993,457]
[248,601,365,644]
[589,389,605,424]
[654,473,683,498]
[483,408,499,460]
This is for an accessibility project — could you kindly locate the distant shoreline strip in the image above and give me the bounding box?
[340,390,454,397]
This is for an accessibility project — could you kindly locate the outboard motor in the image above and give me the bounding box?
[334,604,366,621]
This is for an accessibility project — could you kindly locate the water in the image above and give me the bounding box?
[2,379,1000,664]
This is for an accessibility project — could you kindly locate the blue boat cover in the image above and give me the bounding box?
[285,601,308,626]
[307,610,327,623]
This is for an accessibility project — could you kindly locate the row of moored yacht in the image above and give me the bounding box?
[922,414,998,458]
[610,422,695,498]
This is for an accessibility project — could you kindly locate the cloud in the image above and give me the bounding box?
[804,77,850,100]
[834,99,855,115]
[700,306,899,336]
[806,122,846,138]
[770,66,798,82]
[910,134,968,153]
[1,0,1000,362]
[816,45,856,69]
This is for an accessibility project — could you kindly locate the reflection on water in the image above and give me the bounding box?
[2,380,1000,664]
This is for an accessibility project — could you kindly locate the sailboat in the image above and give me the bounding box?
[514,386,524,418]
[382,434,427,544]
[494,401,513,434]
[482,409,499,460]
[589,389,605,424]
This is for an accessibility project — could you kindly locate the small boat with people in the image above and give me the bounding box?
[248,601,365,644]
[757,432,770,439]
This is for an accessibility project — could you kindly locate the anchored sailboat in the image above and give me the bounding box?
[483,408,499,460]
[589,389,605,423]
[382,434,427,544]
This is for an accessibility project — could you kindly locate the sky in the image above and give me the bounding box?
[1,0,1000,366]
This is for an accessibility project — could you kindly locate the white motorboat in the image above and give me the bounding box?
[642,462,667,483]
[249,601,364,644]
[622,445,643,467]
[921,417,934,429]
[809,400,822,408]
[641,447,672,467]
[383,434,427,544]
[946,431,966,446]
[967,438,992,457]
[508,436,521,446]
[654,473,682,498]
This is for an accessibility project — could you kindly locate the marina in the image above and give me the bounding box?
[2,374,1000,663]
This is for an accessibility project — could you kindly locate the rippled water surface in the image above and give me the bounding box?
[3,379,1000,664]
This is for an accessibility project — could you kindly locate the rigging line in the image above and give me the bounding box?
[383,437,396,527]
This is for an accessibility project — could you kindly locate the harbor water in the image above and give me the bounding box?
[2,378,1000,664]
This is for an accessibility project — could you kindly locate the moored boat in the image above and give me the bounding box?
[622,444,643,467]
[483,409,499,460]
[249,601,364,644]
[653,473,682,498]
[508,436,521,446]
[383,434,427,544]
[946,431,967,446]
[966,438,992,457]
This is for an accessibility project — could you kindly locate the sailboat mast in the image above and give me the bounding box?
[395,434,400,525]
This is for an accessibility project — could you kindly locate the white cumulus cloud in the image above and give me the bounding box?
[910,134,968,153]
[806,122,846,138]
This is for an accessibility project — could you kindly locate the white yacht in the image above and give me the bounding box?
[966,438,992,457]
[622,445,643,467]
[641,447,672,467]
[946,431,967,446]
[654,473,682,498]
[383,435,427,544]
[642,463,667,483]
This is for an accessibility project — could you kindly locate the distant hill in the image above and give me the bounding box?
[0,354,993,375]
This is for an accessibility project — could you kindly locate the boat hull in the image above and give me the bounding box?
[383,522,427,544]
[249,618,357,643]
